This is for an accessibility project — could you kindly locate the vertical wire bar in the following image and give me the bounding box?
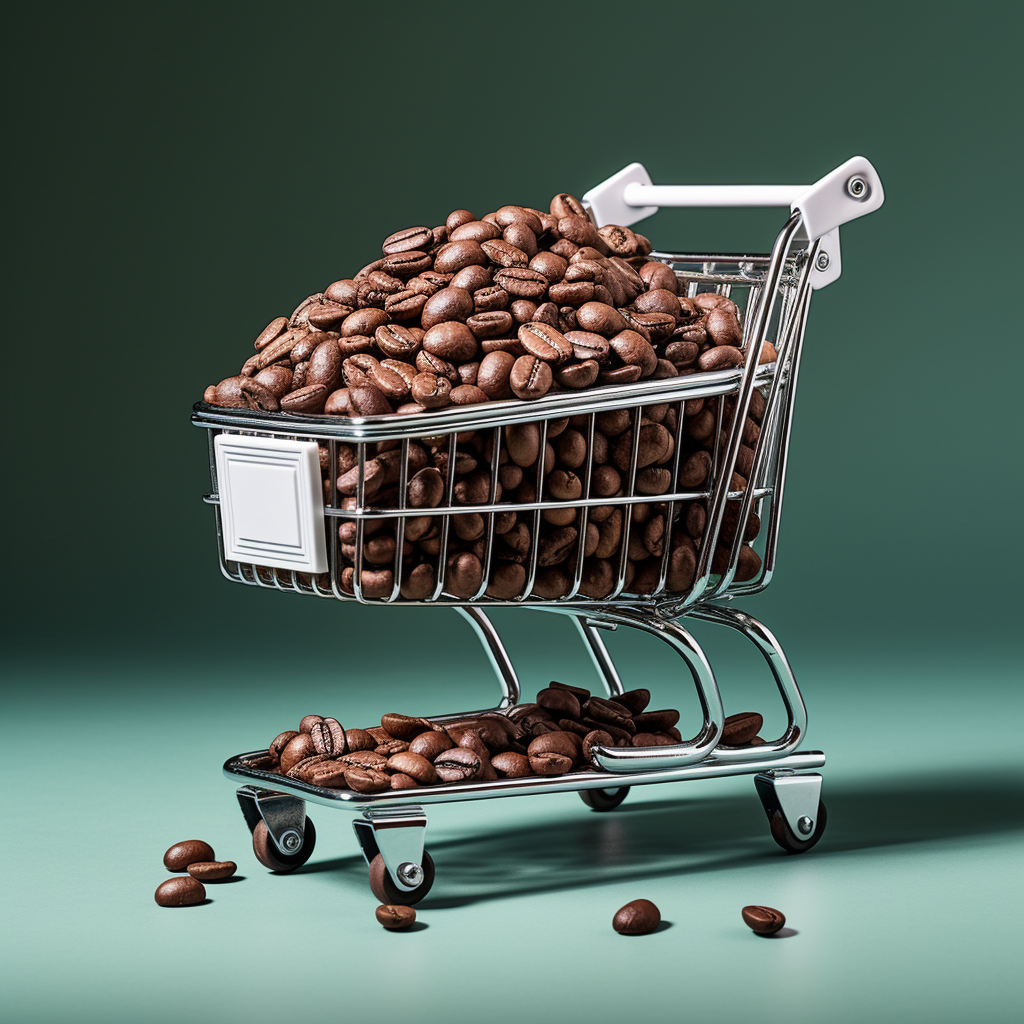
[430,432,458,600]
[523,418,549,601]
[564,413,596,601]
[386,438,411,603]
[656,398,689,596]
[353,441,367,603]
[608,410,642,600]
[328,439,346,600]
[469,426,502,602]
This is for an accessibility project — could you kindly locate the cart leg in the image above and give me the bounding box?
[688,604,808,762]
[754,770,827,853]
[352,806,436,905]
[453,606,520,712]
[236,786,317,872]
[573,617,625,697]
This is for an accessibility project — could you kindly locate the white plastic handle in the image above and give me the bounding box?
[583,156,884,241]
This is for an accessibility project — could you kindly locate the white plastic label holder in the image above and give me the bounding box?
[215,434,327,574]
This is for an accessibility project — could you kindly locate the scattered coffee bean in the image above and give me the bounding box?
[187,861,237,881]
[163,840,215,872]
[155,876,206,907]
[742,904,786,935]
[613,899,661,935]
[376,904,417,930]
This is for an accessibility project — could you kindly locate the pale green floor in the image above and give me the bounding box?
[2,635,1021,1024]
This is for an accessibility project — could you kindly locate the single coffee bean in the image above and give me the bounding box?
[582,729,614,765]
[309,717,346,755]
[344,766,391,793]
[585,697,634,730]
[279,732,317,774]
[155,876,206,907]
[163,840,215,872]
[491,751,533,778]
[381,713,433,740]
[536,687,581,718]
[613,899,661,935]
[376,904,417,930]
[269,730,298,756]
[382,226,433,255]
[742,905,786,935]
[335,749,388,770]
[518,322,573,364]
[633,709,680,731]
[509,354,553,400]
[722,711,763,745]
[387,751,438,784]
[615,689,651,714]
[186,861,237,881]
[434,746,482,783]
[409,729,454,760]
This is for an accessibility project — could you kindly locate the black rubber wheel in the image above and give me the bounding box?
[252,817,317,873]
[368,851,436,905]
[579,787,630,812]
[769,799,827,854]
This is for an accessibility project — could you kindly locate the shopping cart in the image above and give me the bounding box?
[192,156,883,903]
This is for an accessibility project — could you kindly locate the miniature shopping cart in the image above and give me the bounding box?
[192,157,883,904]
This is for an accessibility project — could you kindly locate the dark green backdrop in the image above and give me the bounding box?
[6,2,1020,669]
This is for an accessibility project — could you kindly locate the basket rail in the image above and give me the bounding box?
[194,227,815,612]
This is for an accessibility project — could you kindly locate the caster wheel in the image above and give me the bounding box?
[368,851,435,905]
[252,817,317,873]
[579,787,630,812]
[769,799,827,854]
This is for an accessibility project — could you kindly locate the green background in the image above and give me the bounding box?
[4,3,1021,1023]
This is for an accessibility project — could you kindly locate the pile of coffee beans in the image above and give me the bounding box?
[244,691,767,793]
[155,839,237,907]
[202,192,772,602]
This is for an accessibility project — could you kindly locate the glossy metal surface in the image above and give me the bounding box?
[225,750,827,810]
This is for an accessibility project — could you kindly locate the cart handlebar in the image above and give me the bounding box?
[583,155,884,242]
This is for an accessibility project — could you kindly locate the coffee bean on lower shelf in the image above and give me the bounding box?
[613,899,661,935]
[155,876,206,907]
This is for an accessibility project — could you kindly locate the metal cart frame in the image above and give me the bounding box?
[192,157,883,902]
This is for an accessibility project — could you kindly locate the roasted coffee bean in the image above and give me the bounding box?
[585,697,634,730]
[582,729,613,765]
[376,904,417,930]
[613,899,661,935]
[509,354,553,400]
[722,711,763,745]
[434,746,483,783]
[518,322,573,364]
[633,709,679,731]
[309,717,346,755]
[382,713,433,741]
[163,840,215,872]
[387,751,438,784]
[155,876,206,907]
[409,729,453,760]
[536,686,581,718]
[742,905,786,935]
[616,689,651,715]
[335,750,389,770]
[345,766,392,793]
[383,226,434,255]
[491,751,533,778]
[279,733,317,774]
[270,730,298,756]
[186,861,237,881]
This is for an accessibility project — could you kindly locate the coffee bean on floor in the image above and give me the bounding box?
[187,861,237,881]
[155,876,206,907]
[163,840,215,871]
[613,899,661,934]
[376,904,416,930]
[742,904,786,934]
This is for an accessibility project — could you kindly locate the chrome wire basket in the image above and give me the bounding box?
[192,157,883,903]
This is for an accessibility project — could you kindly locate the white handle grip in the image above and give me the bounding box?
[584,156,884,241]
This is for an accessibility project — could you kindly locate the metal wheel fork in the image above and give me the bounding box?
[352,806,429,893]
[236,785,309,854]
